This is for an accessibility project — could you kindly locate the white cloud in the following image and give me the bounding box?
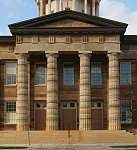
[100,0,137,35]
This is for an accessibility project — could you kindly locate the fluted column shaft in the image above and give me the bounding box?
[37,3,40,17]
[16,54,29,131]
[84,0,88,13]
[72,0,76,11]
[79,53,91,130]
[40,0,44,16]
[95,2,99,16]
[108,53,121,130]
[92,0,95,15]
[48,0,51,14]
[46,53,58,130]
[60,0,63,11]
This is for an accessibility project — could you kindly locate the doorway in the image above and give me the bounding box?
[34,102,46,130]
[61,102,77,130]
[91,101,103,130]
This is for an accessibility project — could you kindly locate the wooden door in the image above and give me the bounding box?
[62,109,76,130]
[91,102,103,130]
[35,109,46,130]
[91,109,103,130]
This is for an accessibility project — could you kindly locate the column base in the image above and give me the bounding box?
[46,125,58,131]
[108,125,121,130]
[16,125,29,131]
[79,124,91,131]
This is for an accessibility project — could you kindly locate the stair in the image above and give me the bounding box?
[0,130,136,144]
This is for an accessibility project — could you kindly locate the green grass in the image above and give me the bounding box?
[111,145,137,148]
[0,146,28,149]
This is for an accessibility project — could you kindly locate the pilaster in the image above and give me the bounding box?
[16,53,29,131]
[84,0,88,13]
[46,53,59,130]
[108,53,121,130]
[60,0,63,11]
[79,53,91,130]
[48,0,51,14]
[92,0,95,15]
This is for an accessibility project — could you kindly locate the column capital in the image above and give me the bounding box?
[16,53,29,59]
[79,52,92,58]
[107,52,121,58]
[45,53,59,58]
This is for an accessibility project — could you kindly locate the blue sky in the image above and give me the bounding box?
[0,0,137,35]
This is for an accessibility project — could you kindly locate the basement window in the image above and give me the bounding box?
[6,101,16,123]
[121,100,132,123]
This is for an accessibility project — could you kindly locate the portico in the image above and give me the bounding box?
[0,8,128,131]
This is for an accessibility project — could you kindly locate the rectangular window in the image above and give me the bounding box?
[91,63,102,85]
[63,63,74,85]
[6,101,16,123]
[121,100,132,123]
[6,63,16,85]
[36,64,46,85]
[120,62,131,84]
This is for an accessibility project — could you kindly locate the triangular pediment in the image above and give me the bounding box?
[38,18,99,27]
[8,10,128,34]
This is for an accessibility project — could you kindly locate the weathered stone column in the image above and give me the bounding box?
[60,0,63,11]
[37,2,40,17]
[48,0,51,14]
[46,53,58,130]
[16,53,29,131]
[95,2,99,16]
[72,0,76,11]
[79,53,91,130]
[40,0,44,16]
[108,53,121,130]
[92,0,95,15]
[84,0,88,13]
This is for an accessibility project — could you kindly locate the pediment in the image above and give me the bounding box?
[38,18,99,27]
[9,10,128,34]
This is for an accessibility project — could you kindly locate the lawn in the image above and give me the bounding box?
[111,145,137,148]
[0,146,28,149]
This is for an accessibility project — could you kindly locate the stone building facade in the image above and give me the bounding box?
[0,0,137,131]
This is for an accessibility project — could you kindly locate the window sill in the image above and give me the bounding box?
[120,83,131,85]
[35,85,47,87]
[4,123,17,125]
[121,122,132,124]
[4,84,17,87]
[91,84,102,86]
[63,84,75,86]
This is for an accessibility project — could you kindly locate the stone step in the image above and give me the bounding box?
[0,130,136,144]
